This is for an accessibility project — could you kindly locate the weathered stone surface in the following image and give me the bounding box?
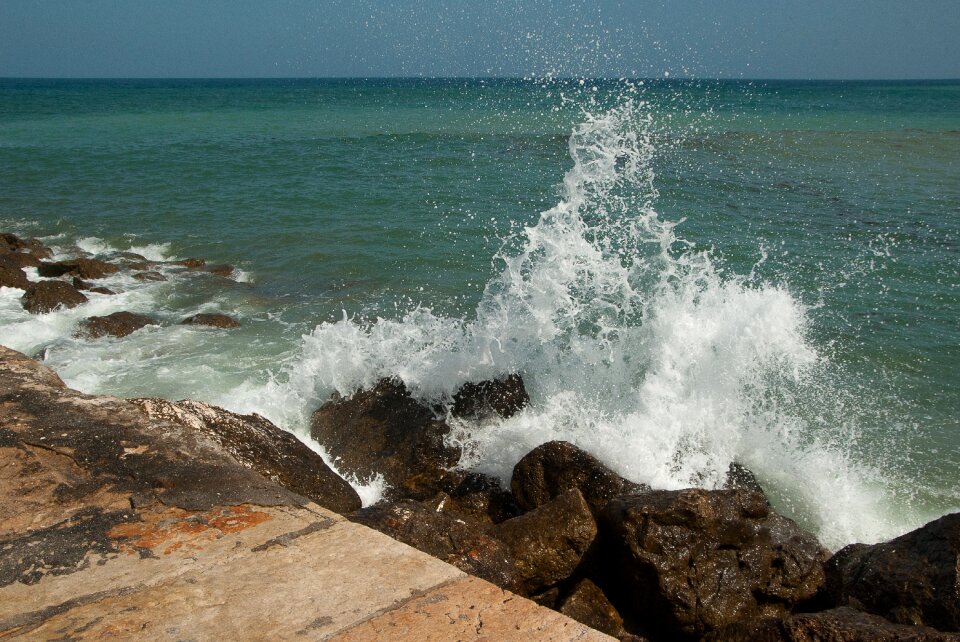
[132,270,167,281]
[311,378,460,500]
[0,251,41,270]
[181,312,240,328]
[37,257,119,279]
[599,488,828,639]
[725,462,765,493]
[437,472,521,525]
[0,232,52,260]
[175,257,206,268]
[705,607,957,641]
[823,513,960,632]
[512,440,646,516]
[350,498,520,591]
[452,373,530,419]
[134,398,361,514]
[559,578,633,640]
[0,260,29,290]
[199,263,235,278]
[21,280,88,313]
[77,311,158,338]
[494,489,598,595]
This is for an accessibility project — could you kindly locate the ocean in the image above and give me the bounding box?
[1,78,957,549]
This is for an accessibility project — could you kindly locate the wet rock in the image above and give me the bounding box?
[199,263,235,278]
[511,440,646,516]
[823,512,960,632]
[0,259,29,290]
[0,232,52,260]
[725,462,765,493]
[174,257,206,268]
[132,270,167,282]
[311,378,460,501]
[350,499,519,591]
[704,607,956,641]
[438,472,521,525]
[37,257,120,279]
[125,261,152,271]
[21,280,88,314]
[0,250,41,269]
[134,399,361,514]
[494,489,598,595]
[559,578,632,640]
[77,311,158,338]
[599,488,828,639]
[181,313,240,328]
[70,277,116,295]
[452,373,530,419]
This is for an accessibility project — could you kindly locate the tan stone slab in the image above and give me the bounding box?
[329,576,616,642]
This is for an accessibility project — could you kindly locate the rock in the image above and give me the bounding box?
[599,488,828,639]
[494,489,598,595]
[0,261,29,290]
[181,313,240,328]
[174,257,206,268]
[125,261,152,271]
[704,607,956,641]
[71,277,116,295]
[0,232,52,260]
[132,270,167,282]
[452,373,530,419]
[559,578,632,640]
[511,440,646,516]
[0,250,41,269]
[199,263,235,278]
[21,280,88,314]
[77,311,158,338]
[725,462,764,493]
[438,472,521,525]
[37,257,119,279]
[823,513,960,632]
[133,398,361,514]
[311,378,460,501]
[350,499,520,591]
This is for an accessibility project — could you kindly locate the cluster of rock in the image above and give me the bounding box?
[1,231,239,333]
[308,376,959,641]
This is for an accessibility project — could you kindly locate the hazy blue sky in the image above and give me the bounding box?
[1,0,958,79]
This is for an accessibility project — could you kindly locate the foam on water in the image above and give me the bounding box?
[240,95,933,549]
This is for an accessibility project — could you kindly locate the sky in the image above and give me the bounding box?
[1,0,958,79]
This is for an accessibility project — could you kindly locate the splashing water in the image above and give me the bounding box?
[222,94,930,550]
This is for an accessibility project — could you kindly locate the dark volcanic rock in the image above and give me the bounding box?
[558,578,632,640]
[452,373,529,419]
[132,270,167,282]
[599,488,828,639]
[37,257,119,280]
[0,260,30,290]
[511,440,646,516]
[134,399,361,514]
[181,313,240,328]
[494,489,598,595]
[311,378,460,500]
[437,472,521,524]
[78,311,158,338]
[21,280,88,314]
[823,513,960,632]
[350,499,519,591]
[705,607,956,642]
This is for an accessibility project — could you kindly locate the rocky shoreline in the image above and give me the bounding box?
[2,231,958,640]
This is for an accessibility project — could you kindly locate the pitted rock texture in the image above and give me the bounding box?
[78,311,159,338]
[21,280,88,314]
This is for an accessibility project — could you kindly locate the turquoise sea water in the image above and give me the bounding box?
[1,78,957,548]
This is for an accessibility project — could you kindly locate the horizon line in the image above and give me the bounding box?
[2,75,959,83]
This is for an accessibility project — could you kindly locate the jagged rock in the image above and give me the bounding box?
[599,488,828,639]
[559,578,632,640]
[181,313,240,328]
[71,277,115,295]
[21,280,88,314]
[452,373,529,419]
[350,499,519,591]
[725,462,764,493]
[37,257,119,279]
[133,399,360,514]
[435,472,521,525]
[0,259,29,289]
[174,257,206,268]
[704,607,956,641]
[132,270,167,282]
[511,440,646,516]
[78,311,158,338]
[0,250,41,269]
[125,261,152,271]
[823,513,960,632]
[311,378,460,501]
[494,489,598,595]
[0,232,52,260]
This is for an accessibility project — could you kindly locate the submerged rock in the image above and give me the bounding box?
[134,398,361,514]
[78,311,158,338]
[132,270,167,282]
[452,373,529,419]
[21,280,88,314]
[311,378,460,501]
[599,488,828,639]
[511,440,646,516]
[37,257,120,280]
[181,312,240,328]
[198,263,235,278]
[823,512,960,632]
